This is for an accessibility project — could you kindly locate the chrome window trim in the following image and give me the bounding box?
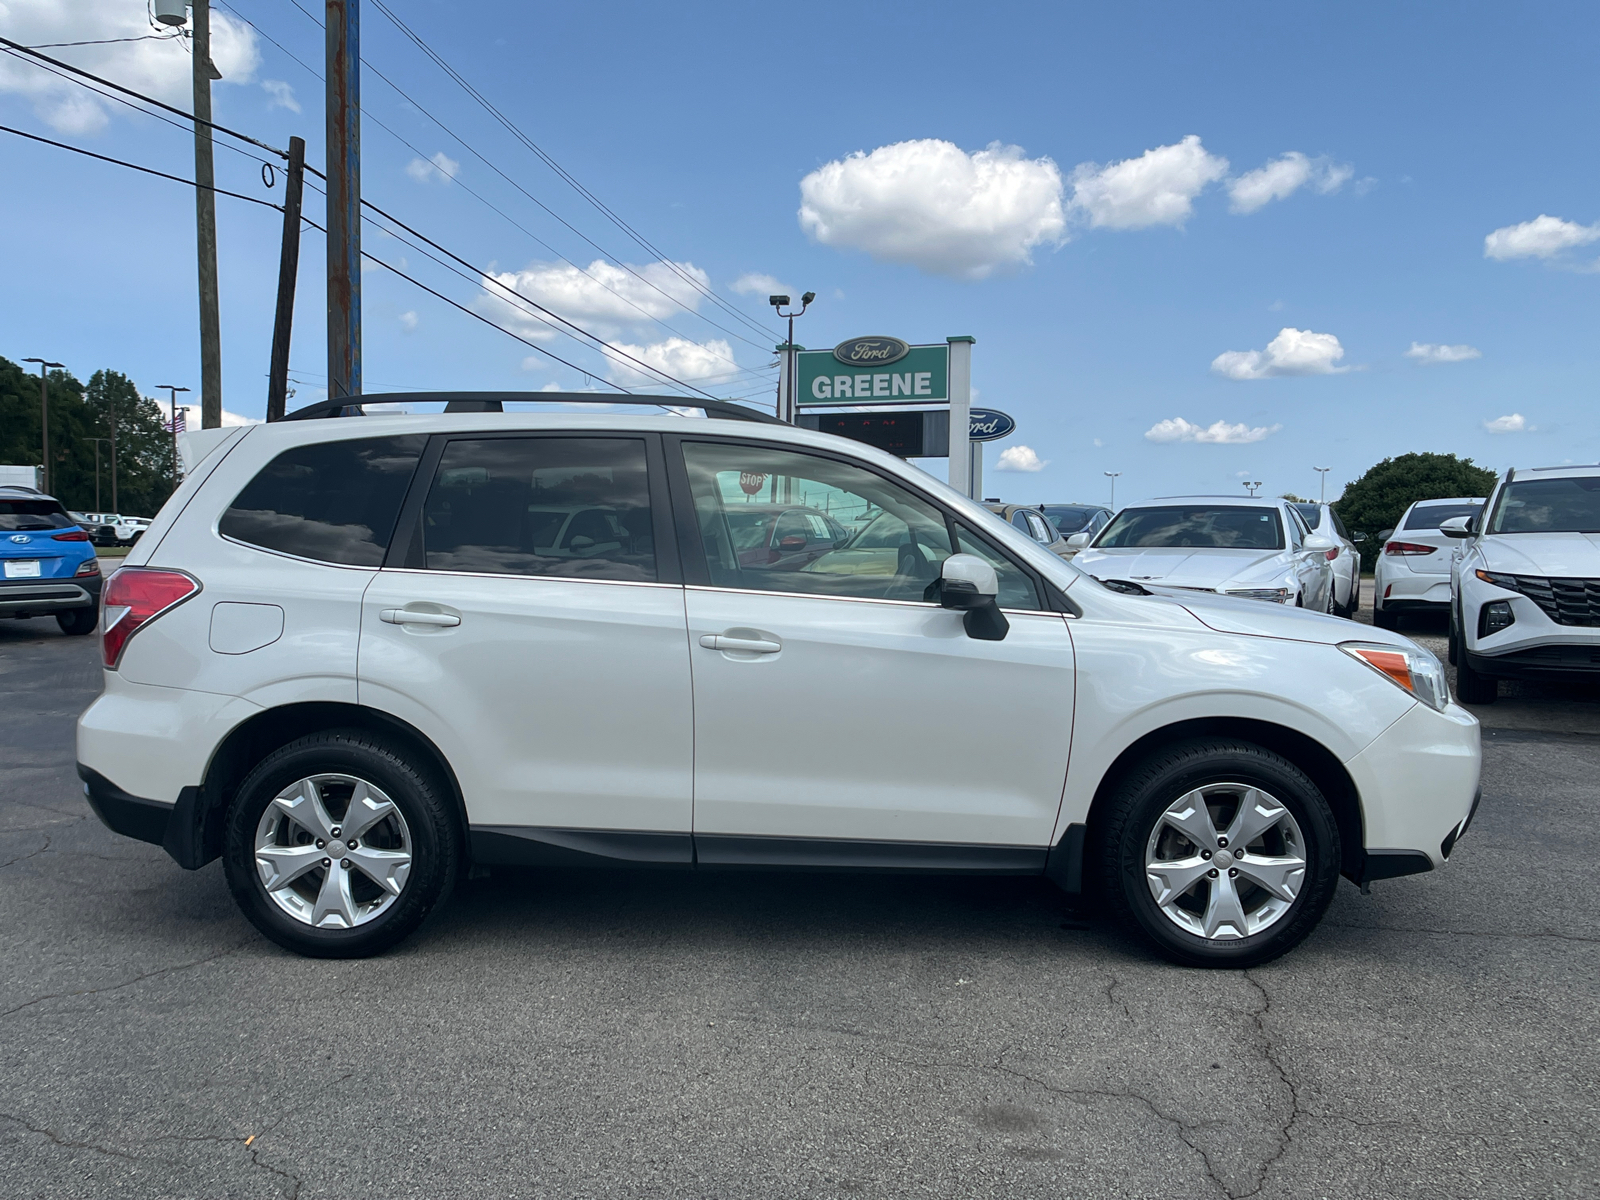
[378,565,679,589]
[684,583,1062,618]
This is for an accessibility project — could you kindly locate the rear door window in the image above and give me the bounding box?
[419,437,656,581]
[220,435,426,565]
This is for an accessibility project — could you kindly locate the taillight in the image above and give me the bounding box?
[53,530,90,542]
[1324,548,1339,561]
[1385,541,1434,555]
[75,558,100,576]
[101,567,201,668]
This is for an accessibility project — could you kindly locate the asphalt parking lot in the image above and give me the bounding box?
[2,594,1597,1199]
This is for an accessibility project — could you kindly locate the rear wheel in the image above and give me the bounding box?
[223,732,460,958]
[56,607,98,636]
[1093,739,1340,968]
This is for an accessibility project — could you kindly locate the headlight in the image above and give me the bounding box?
[1225,587,1291,603]
[1475,569,1518,588]
[1340,641,1451,712]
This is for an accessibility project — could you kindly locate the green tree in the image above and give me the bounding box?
[1334,452,1500,568]
[0,357,177,515]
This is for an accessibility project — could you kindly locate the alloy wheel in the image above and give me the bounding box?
[1144,782,1308,940]
[254,773,413,928]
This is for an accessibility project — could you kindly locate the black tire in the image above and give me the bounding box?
[223,731,460,958]
[1372,604,1398,630]
[1455,650,1498,704]
[1093,739,1341,968]
[1447,604,1460,666]
[55,607,98,636]
[1339,575,1360,620]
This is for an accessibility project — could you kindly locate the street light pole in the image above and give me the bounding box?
[769,291,815,424]
[1104,471,1121,508]
[1244,480,1262,497]
[1314,466,1330,503]
[157,384,191,488]
[21,358,64,493]
[86,438,112,510]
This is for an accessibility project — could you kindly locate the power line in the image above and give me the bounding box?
[365,0,776,344]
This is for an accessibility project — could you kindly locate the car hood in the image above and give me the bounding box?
[1156,587,1415,648]
[1072,546,1289,590]
[1480,532,1600,577]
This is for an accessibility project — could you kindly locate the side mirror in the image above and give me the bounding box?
[1303,533,1336,552]
[1439,515,1472,538]
[1377,528,1395,543]
[568,535,595,552]
[1351,530,1368,543]
[778,534,807,550]
[937,553,1009,641]
[1066,531,1091,548]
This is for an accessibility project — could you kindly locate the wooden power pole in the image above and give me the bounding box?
[192,0,223,428]
[326,0,362,401]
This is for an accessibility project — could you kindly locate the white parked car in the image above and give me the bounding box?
[77,395,1480,968]
[1070,496,1338,612]
[1292,502,1363,618]
[1372,497,1485,629]
[1447,466,1600,703]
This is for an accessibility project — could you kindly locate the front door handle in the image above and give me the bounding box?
[381,608,461,627]
[699,633,781,653]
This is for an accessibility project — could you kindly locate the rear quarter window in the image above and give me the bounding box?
[220,435,426,565]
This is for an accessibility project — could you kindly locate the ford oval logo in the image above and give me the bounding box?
[968,408,1016,442]
[833,335,910,367]
[9,534,30,544]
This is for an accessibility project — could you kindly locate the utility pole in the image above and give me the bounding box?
[191,0,223,428]
[267,135,307,421]
[1314,466,1330,503]
[326,0,362,401]
[22,358,63,493]
[86,438,112,510]
[108,400,118,512]
[158,385,190,489]
[1104,471,1121,508]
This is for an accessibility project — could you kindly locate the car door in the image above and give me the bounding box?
[358,432,694,862]
[669,436,1076,865]
[1285,505,1328,608]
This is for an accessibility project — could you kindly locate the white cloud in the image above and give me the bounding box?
[730,272,796,300]
[261,79,300,113]
[1483,413,1533,434]
[603,338,737,389]
[995,445,1048,472]
[798,139,1066,280]
[174,403,258,428]
[406,151,460,184]
[1068,135,1228,230]
[1211,327,1348,380]
[1406,341,1481,364]
[481,258,710,339]
[399,310,418,332]
[1484,214,1600,261]
[1227,152,1353,214]
[0,0,258,134]
[1145,418,1281,445]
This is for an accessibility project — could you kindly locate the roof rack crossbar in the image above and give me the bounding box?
[279,391,785,425]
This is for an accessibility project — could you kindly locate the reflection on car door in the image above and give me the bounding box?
[671,437,1075,865]
[358,434,694,860]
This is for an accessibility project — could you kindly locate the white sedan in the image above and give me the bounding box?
[1292,502,1363,618]
[1071,496,1338,611]
[1373,497,1485,629]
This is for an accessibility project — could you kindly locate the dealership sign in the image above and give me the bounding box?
[798,340,949,406]
[968,408,1015,442]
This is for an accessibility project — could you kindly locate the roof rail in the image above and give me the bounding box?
[278,390,786,425]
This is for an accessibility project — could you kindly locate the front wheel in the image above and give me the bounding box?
[1094,739,1341,968]
[223,731,461,958]
[1455,650,1498,704]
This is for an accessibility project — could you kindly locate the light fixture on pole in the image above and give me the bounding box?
[157,384,191,486]
[769,291,814,424]
[21,358,64,493]
[1314,466,1330,502]
[1244,479,1262,497]
[1104,471,1121,508]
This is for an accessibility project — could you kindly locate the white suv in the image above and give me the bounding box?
[1448,465,1600,703]
[77,394,1481,967]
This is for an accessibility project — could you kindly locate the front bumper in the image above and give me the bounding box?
[0,572,101,617]
[1343,700,1481,878]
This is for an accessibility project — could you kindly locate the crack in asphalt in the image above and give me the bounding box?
[1103,973,1134,1023]
[0,834,50,870]
[1232,970,1306,1200]
[0,942,250,1019]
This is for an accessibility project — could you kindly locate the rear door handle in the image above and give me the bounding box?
[699,634,781,653]
[381,608,460,627]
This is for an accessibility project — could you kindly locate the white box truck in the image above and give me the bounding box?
[0,465,43,491]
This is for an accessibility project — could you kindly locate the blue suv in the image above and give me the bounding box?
[0,485,102,635]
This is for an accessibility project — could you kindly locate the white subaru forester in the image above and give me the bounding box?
[78,394,1481,967]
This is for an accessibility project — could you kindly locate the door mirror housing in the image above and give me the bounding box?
[1303,532,1337,552]
[1439,515,1472,538]
[1377,528,1395,543]
[1066,531,1092,548]
[937,553,1009,641]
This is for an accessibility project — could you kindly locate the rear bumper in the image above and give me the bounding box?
[1377,572,1450,610]
[0,573,101,616]
[77,764,210,869]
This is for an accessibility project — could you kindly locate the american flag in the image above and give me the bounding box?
[164,408,187,435]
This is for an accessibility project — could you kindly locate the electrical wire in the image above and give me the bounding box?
[26,34,185,48]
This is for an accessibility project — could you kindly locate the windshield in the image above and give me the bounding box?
[1486,478,1600,534]
[1095,505,1285,550]
[724,510,779,551]
[0,500,76,532]
[1041,505,1097,533]
[1290,503,1323,529]
[1403,502,1482,531]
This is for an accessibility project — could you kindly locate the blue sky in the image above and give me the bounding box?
[1,0,1595,504]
